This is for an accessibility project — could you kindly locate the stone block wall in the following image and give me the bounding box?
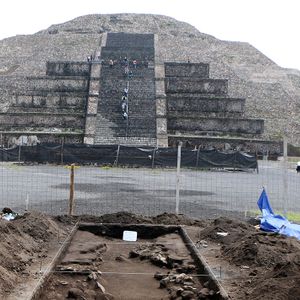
[0,113,84,129]
[165,62,209,78]
[168,117,264,135]
[1,61,90,143]
[166,77,228,94]
[46,61,90,77]
[168,135,282,155]
[167,96,245,117]
[10,92,85,112]
[25,77,89,92]
[165,62,265,143]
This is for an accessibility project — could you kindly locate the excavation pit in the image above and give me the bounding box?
[32,223,228,300]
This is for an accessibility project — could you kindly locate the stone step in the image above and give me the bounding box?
[94,32,156,146]
[95,129,154,135]
[97,105,155,113]
[100,73,154,81]
[99,92,155,100]
[99,106,155,116]
[99,92,155,101]
[94,136,157,146]
[106,33,154,48]
[102,48,154,57]
[99,102,154,109]
[100,61,153,70]
[111,127,156,135]
[96,121,156,130]
[100,68,154,78]
[96,118,156,129]
[100,81,155,91]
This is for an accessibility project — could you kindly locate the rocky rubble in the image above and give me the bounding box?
[129,243,217,299]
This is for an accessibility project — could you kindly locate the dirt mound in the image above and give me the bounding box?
[222,232,300,268]
[245,276,300,300]
[152,212,204,226]
[55,211,204,226]
[243,249,300,300]
[199,217,300,268]
[56,211,152,224]
[198,217,300,299]
[0,211,62,296]
[241,257,300,300]
[98,211,152,224]
[14,211,61,241]
[199,217,256,245]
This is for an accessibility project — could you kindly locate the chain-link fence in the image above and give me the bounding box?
[0,143,299,219]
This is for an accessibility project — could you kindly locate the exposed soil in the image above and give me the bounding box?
[0,212,300,299]
[55,212,205,226]
[190,217,300,300]
[0,211,71,299]
[39,229,213,299]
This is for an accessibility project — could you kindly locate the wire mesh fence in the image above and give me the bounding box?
[0,144,299,219]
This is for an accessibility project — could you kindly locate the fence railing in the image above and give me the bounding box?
[0,144,299,219]
[0,143,257,169]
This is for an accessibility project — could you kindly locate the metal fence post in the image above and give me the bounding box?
[196,146,200,168]
[0,133,3,162]
[18,144,21,163]
[68,164,75,216]
[114,144,120,167]
[151,148,156,169]
[175,142,182,214]
[60,137,64,165]
[283,137,288,217]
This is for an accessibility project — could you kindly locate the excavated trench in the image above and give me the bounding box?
[31,224,228,300]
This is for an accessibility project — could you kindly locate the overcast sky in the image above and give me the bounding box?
[1,0,299,70]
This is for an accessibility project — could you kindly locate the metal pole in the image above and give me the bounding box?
[25,193,29,211]
[175,142,182,214]
[196,146,200,168]
[60,137,64,165]
[126,80,129,139]
[0,133,3,162]
[283,137,288,217]
[151,148,156,169]
[18,144,21,163]
[68,164,75,216]
[114,144,120,167]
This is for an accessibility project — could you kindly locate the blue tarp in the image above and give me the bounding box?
[257,188,300,240]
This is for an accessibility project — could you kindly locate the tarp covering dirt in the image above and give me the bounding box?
[0,144,257,170]
[257,188,300,240]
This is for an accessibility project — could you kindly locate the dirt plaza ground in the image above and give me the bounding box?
[0,160,299,219]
